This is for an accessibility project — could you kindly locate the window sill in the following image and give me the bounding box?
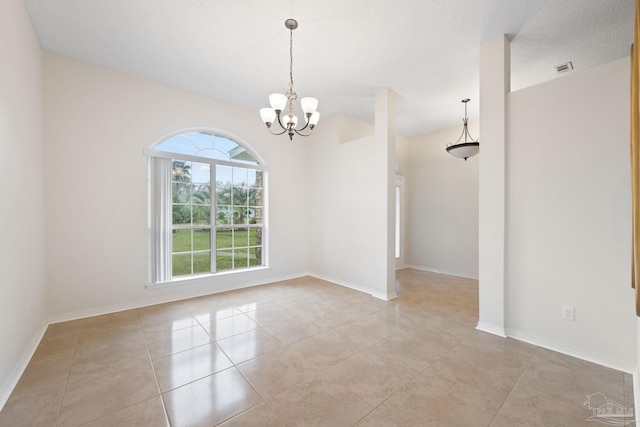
[145,266,271,290]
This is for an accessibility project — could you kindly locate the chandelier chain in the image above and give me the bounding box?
[289,27,294,93]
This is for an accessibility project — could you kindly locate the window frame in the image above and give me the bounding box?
[145,129,267,286]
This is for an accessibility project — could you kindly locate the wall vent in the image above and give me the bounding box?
[555,61,574,74]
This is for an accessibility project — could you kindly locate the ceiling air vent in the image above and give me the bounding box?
[555,61,574,74]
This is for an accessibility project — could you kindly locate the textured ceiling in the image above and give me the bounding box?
[23,0,634,136]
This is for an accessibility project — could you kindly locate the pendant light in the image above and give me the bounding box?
[446,98,479,160]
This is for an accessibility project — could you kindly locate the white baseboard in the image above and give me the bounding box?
[506,328,635,374]
[48,272,307,324]
[308,272,371,295]
[0,321,48,411]
[308,272,397,301]
[403,264,479,280]
[476,322,506,337]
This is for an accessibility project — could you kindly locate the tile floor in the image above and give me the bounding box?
[0,269,634,426]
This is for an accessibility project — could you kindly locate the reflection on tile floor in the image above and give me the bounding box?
[0,269,634,426]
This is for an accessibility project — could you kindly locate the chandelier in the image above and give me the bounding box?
[260,19,320,140]
[446,99,479,160]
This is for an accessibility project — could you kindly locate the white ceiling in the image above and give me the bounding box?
[23,0,634,136]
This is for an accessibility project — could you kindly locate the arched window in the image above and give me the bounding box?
[145,130,265,283]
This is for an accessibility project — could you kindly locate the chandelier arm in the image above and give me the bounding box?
[266,125,289,136]
[294,119,311,133]
[293,127,313,137]
[275,112,289,130]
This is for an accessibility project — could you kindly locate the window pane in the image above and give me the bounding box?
[172,182,191,203]
[232,185,248,207]
[214,135,240,153]
[191,184,210,205]
[234,228,249,247]
[197,149,228,161]
[216,205,231,225]
[248,247,260,266]
[186,132,213,150]
[172,253,192,276]
[172,229,192,252]
[234,248,249,269]
[193,229,211,251]
[216,253,233,271]
[172,161,192,181]
[191,162,210,184]
[216,165,232,187]
[251,188,263,207]
[248,228,260,246]
[193,252,211,274]
[233,167,248,186]
[233,207,249,224]
[172,205,191,226]
[216,228,233,250]
[192,205,210,225]
[247,170,262,189]
[156,135,258,166]
[158,138,197,156]
[252,208,263,225]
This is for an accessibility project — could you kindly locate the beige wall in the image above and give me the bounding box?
[43,54,311,320]
[0,0,47,408]
[405,122,480,278]
[506,57,635,370]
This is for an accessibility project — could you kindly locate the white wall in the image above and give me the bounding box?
[43,54,310,320]
[506,57,636,371]
[405,123,479,279]
[0,0,47,408]
[307,108,394,299]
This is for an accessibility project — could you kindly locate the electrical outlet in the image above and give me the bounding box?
[562,305,574,321]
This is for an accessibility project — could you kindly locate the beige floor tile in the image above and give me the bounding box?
[82,396,169,427]
[7,353,73,405]
[216,327,284,365]
[138,305,199,334]
[144,324,212,359]
[31,329,78,361]
[264,316,325,345]
[73,328,149,365]
[0,390,63,427]
[75,310,141,336]
[376,374,495,427]
[491,382,596,427]
[162,367,263,427]
[353,410,400,427]
[325,349,420,407]
[518,348,625,407]
[246,304,300,325]
[190,305,244,324]
[218,402,286,427]
[57,354,159,426]
[153,342,233,392]
[236,346,319,399]
[367,331,455,373]
[267,374,374,427]
[201,312,259,340]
